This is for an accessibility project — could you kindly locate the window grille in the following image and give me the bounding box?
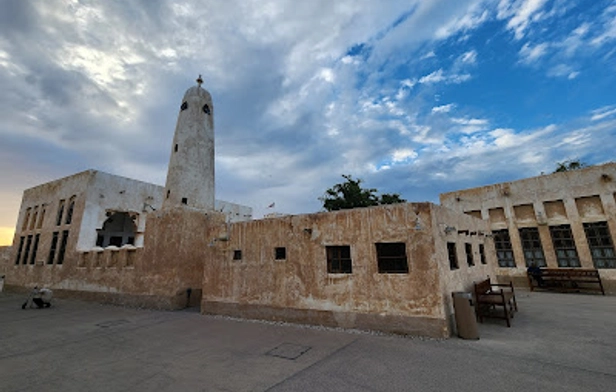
[493,229,516,267]
[549,225,580,267]
[583,221,616,268]
[519,227,546,267]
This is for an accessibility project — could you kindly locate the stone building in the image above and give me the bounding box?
[4,76,613,338]
[440,163,616,293]
[201,202,494,337]
[0,77,498,338]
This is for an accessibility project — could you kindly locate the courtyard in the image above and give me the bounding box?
[1,290,614,391]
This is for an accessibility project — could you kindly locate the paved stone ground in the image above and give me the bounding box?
[1,290,615,391]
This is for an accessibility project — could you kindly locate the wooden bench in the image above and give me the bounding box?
[474,278,518,327]
[527,268,605,295]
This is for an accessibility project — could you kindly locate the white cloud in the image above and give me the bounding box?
[419,69,471,84]
[591,106,616,121]
[458,49,477,64]
[518,42,548,64]
[432,103,455,113]
[499,0,550,40]
[435,7,489,39]
[391,148,418,163]
[547,64,578,79]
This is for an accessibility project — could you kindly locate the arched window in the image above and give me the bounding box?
[95,212,136,248]
[65,196,76,225]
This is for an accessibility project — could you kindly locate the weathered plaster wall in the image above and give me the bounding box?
[79,171,164,250]
[440,162,616,293]
[430,205,495,331]
[215,200,253,223]
[5,208,225,309]
[201,203,471,337]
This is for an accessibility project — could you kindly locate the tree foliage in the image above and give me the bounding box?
[320,175,406,211]
[554,159,588,173]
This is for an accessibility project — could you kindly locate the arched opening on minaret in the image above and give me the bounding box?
[95,212,136,247]
[174,144,178,152]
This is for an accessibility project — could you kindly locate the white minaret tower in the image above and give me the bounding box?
[163,75,215,211]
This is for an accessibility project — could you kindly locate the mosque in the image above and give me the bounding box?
[1,77,614,338]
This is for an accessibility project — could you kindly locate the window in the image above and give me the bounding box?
[181,101,188,110]
[48,232,59,264]
[22,208,31,231]
[519,227,546,267]
[275,247,286,260]
[56,200,65,226]
[37,205,46,229]
[583,222,616,268]
[181,197,188,205]
[166,190,170,199]
[96,212,136,248]
[479,243,486,265]
[22,235,33,265]
[493,229,516,267]
[29,234,40,265]
[174,144,178,152]
[233,250,242,260]
[447,242,459,270]
[57,230,69,265]
[29,207,38,230]
[549,224,580,267]
[15,236,25,265]
[203,104,210,114]
[326,246,352,274]
[465,243,474,267]
[376,242,408,273]
[65,197,75,225]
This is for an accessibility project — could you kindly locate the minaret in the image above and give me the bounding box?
[163,75,215,211]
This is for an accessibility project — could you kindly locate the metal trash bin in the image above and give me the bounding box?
[452,292,479,340]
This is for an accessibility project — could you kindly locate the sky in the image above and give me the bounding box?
[1,0,616,245]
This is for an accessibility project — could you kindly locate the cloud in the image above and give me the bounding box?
[458,49,478,64]
[498,0,549,40]
[518,42,549,64]
[591,106,616,121]
[432,103,456,113]
[546,63,579,79]
[419,69,471,84]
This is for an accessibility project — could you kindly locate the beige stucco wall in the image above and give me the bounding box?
[440,162,616,293]
[5,207,224,309]
[201,203,492,337]
[430,205,495,330]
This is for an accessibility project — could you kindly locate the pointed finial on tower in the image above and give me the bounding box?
[196,74,203,87]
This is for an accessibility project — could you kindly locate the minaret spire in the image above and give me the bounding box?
[196,74,203,87]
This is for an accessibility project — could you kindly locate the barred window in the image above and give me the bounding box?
[549,224,580,267]
[493,229,516,267]
[583,222,616,269]
[326,246,352,274]
[519,227,546,267]
[448,242,459,270]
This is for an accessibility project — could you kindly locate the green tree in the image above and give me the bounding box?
[554,159,588,173]
[320,175,406,211]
